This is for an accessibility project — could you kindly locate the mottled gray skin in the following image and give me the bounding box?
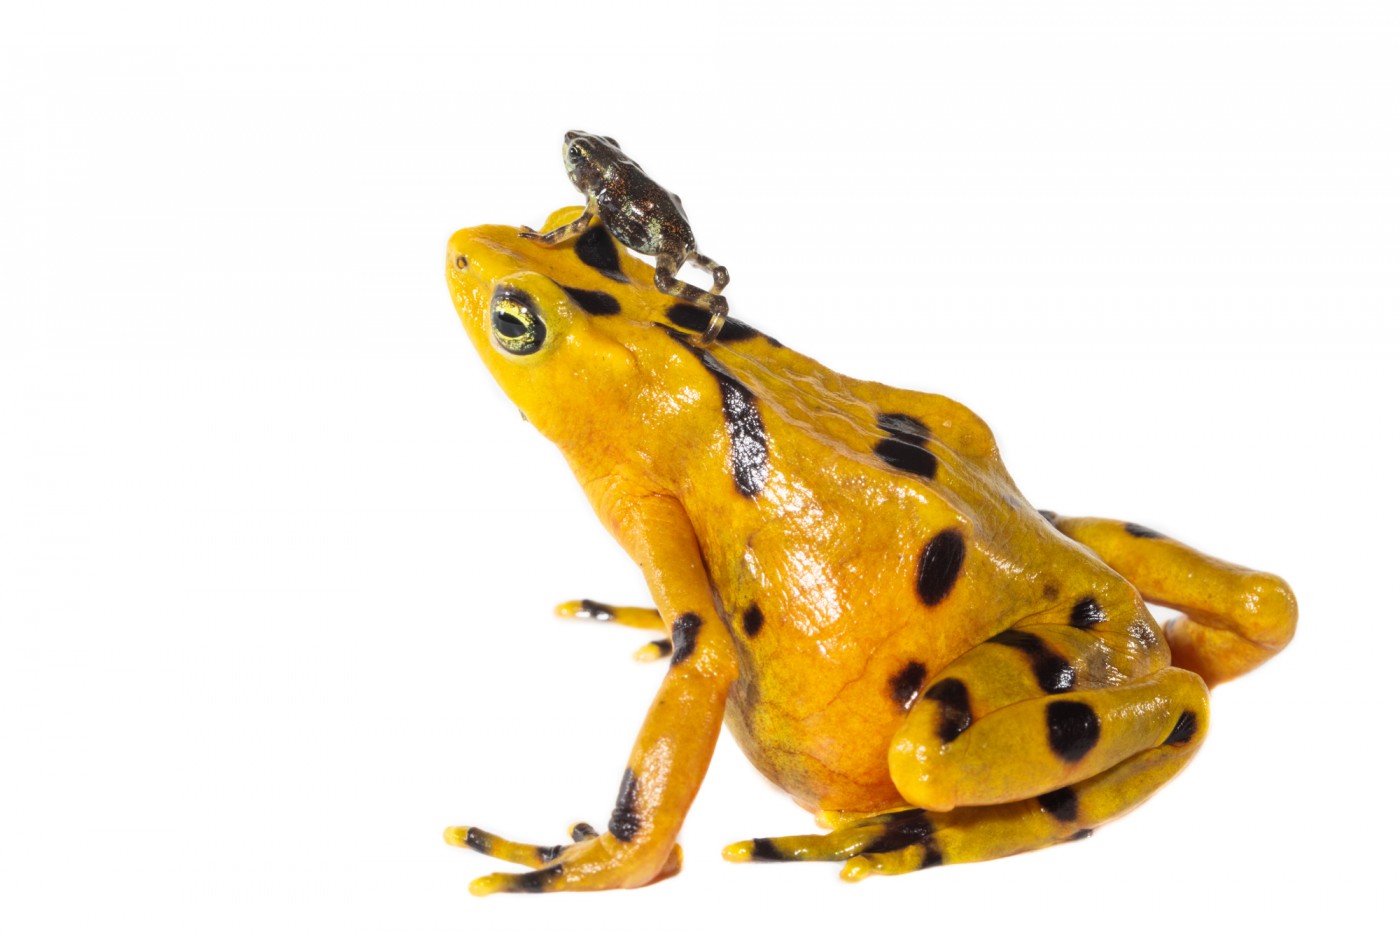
[562,131,697,258]
[522,131,730,340]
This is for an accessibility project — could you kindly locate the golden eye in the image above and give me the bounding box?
[490,288,546,355]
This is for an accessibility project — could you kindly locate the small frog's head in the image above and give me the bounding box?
[561,130,626,195]
[445,211,652,449]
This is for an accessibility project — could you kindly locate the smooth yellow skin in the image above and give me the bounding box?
[443,208,1297,891]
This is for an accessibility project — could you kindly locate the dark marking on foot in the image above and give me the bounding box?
[648,638,673,658]
[465,827,491,854]
[1069,596,1107,630]
[864,810,933,854]
[988,629,1077,694]
[574,226,627,281]
[876,413,932,442]
[570,822,598,842]
[923,678,972,743]
[1125,522,1164,539]
[1070,828,1094,842]
[577,599,615,621]
[536,844,565,863]
[749,838,784,861]
[669,613,701,667]
[742,603,765,638]
[916,529,965,606]
[514,863,564,892]
[920,843,945,868]
[1164,710,1199,746]
[1038,787,1079,823]
[608,768,642,842]
[1046,701,1101,763]
[889,661,928,711]
[558,284,621,316]
[665,330,769,496]
[874,438,936,478]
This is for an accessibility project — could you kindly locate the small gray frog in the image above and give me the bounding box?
[520,131,730,342]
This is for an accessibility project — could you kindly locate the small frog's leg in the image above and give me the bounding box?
[519,206,596,246]
[690,253,730,293]
[1046,515,1297,686]
[553,599,672,662]
[724,711,1204,880]
[451,495,737,894]
[654,253,729,343]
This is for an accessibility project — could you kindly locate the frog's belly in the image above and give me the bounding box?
[724,655,913,813]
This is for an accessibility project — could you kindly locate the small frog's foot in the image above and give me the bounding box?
[692,253,729,294]
[554,599,670,661]
[448,824,683,895]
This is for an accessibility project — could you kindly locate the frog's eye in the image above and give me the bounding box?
[567,143,586,163]
[490,287,546,355]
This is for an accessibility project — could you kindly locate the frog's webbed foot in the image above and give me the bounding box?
[654,253,729,344]
[445,822,681,894]
[553,599,670,662]
[518,207,596,246]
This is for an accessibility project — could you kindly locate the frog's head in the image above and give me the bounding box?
[562,130,627,195]
[446,210,656,450]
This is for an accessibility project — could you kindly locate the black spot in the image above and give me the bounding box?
[665,303,761,343]
[464,827,491,854]
[608,768,642,842]
[742,604,765,637]
[876,413,932,443]
[1038,787,1079,823]
[574,225,627,281]
[666,330,769,496]
[577,599,615,621]
[1125,522,1164,539]
[536,844,565,862]
[1038,509,1059,522]
[669,613,701,666]
[864,810,933,853]
[570,822,598,841]
[454,255,468,269]
[1164,710,1199,746]
[920,844,945,868]
[989,629,1077,694]
[559,284,621,316]
[1070,828,1093,842]
[916,529,966,606]
[749,838,783,861]
[1042,583,1060,601]
[1069,596,1107,630]
[648,638,673,658]
[889,661,928,710]
[874,438,937,479]
[923,678,972,743]
[514,864,564,892]
[1046,701,1101,763]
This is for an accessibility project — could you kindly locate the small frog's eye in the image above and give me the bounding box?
[490,287,546,355]
[567,143,586,163]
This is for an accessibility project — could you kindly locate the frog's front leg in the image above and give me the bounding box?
[448,497,737,894]
[1044,514,1297,685]
[519,205,596,246]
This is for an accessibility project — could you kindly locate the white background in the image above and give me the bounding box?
[3,2,1396,931]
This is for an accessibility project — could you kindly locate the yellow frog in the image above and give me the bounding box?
[442,207,1297,894]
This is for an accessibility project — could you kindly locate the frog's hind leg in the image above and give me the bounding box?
[690,253,729,293]
[653,254,729,343]
[724,717,1204,881]
[553,599,673,661]
[1045,515,1297,686]
[518,206,596,246]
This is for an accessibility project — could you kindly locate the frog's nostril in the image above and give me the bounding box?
[455,255,469,270]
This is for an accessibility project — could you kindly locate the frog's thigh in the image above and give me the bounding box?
[1049,515,1297,685]
[726,718,1205,878]
[890,659,1207,812]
